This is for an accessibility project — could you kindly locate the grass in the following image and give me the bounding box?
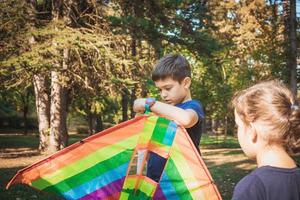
[201,134,240,148]
[0,134,85,200]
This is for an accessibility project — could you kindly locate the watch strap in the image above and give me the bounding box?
[145,97,156,113]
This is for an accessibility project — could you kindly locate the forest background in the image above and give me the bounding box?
[0,0,299,153]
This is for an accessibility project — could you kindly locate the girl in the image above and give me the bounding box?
[232,80,300,200]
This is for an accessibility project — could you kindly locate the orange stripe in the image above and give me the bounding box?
[175,127,221,199]
[147,142,169,158]
[15,117,146,185]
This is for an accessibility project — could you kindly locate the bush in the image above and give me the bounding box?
[76,126,89,135]
[0,116,37,129]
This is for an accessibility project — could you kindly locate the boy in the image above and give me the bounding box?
[133,54,204,182]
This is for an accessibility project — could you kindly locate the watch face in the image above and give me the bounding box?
[146,98,155,106]
[145,98,156,112]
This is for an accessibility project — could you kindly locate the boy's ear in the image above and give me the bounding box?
[182,77,191,88]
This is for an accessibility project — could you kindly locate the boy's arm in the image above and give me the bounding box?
[133,98,199,128]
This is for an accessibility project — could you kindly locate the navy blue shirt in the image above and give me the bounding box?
[146,100,204,182]
[176,100,204,150]
[232,166,300,200]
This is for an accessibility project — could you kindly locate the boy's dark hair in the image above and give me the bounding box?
[152,54,191,82]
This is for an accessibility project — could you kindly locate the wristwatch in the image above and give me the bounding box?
[145,97,156,112]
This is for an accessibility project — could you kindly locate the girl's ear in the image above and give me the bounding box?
[249,122,258,144]
[183,77,191,88]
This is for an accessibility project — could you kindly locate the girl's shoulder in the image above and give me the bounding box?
[232,171,265,200]
[233,166,300,200]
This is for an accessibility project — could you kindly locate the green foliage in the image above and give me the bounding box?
[0,0,293,134]
[109,0,220,57]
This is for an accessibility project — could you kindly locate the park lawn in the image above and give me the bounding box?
[0,134,85,200]
[0,133,299,200]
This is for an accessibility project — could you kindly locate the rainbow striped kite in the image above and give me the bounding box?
[6,115,222,200]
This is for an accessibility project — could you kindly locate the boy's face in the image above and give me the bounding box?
[154,77,190,105]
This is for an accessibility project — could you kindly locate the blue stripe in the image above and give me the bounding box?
[159,172,180,200]
[62,162,129,200]
[162,121,177,146]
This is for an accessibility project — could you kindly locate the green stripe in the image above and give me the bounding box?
[32,135,138,189]
[122,176,137,190]
[121,176,156,199]
[165,159,193,200]
[170,142,205,199]
[44,150,133,194]
[139,178,156,197]
[121,188,152,200]
[139,116,158,144]
[151,117,169,144]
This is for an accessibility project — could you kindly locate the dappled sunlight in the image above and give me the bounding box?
[201,148,256,200]
[0,147,44,168]
[201,148,255,167]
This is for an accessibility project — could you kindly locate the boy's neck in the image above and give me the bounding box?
[181,90,192,103]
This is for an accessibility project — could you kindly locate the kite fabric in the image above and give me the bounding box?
[6,114,222,200]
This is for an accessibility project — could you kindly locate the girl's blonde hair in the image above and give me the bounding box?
[232,80,300,154]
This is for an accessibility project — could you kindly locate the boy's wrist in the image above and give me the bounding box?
[145,97,156,112]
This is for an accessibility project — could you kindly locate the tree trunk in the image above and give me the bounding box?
[49,0,69,151]
[151,39,163,59]
[59,85,68,149]
[283,0,298,95]
[49,46,69,153]
[130,88,136,118]
[60,48,69,148]
[88,113,103,135]
[97,114,103,132]
[49,71,62,152]
[121,89,129,122]
[33,74,50,153]
[22,94,29,135]
[288,0,297,95]
[211,119,219,134]
[20,89,30,135]
[201,106,206,134]
[130,38,137,119]
[49,70,68,152]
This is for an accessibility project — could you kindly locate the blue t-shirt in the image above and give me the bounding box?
[146,100,204,182]
[176,100,204,149]
[232,165,300,200]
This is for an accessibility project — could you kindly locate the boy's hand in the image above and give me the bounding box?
[133,98,146,113]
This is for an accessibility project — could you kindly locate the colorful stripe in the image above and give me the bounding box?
[151,118,177,147]
[162,121,177,146]
[173,128,220,199]
[138,177,157,197]
[120,176,157,199]
[80,177,124,200]
[151,117,170,144]
[18,117,145,184]
[164,159,193,199]
[138,116,158,146]
[32,135,138,190]
[62,162,128,199]
[44,150,132,194]
[6,115,221,200]
[157,172,180,200]
[175,130,212,183]
[169,138,206,199]
[153,185,167,200]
